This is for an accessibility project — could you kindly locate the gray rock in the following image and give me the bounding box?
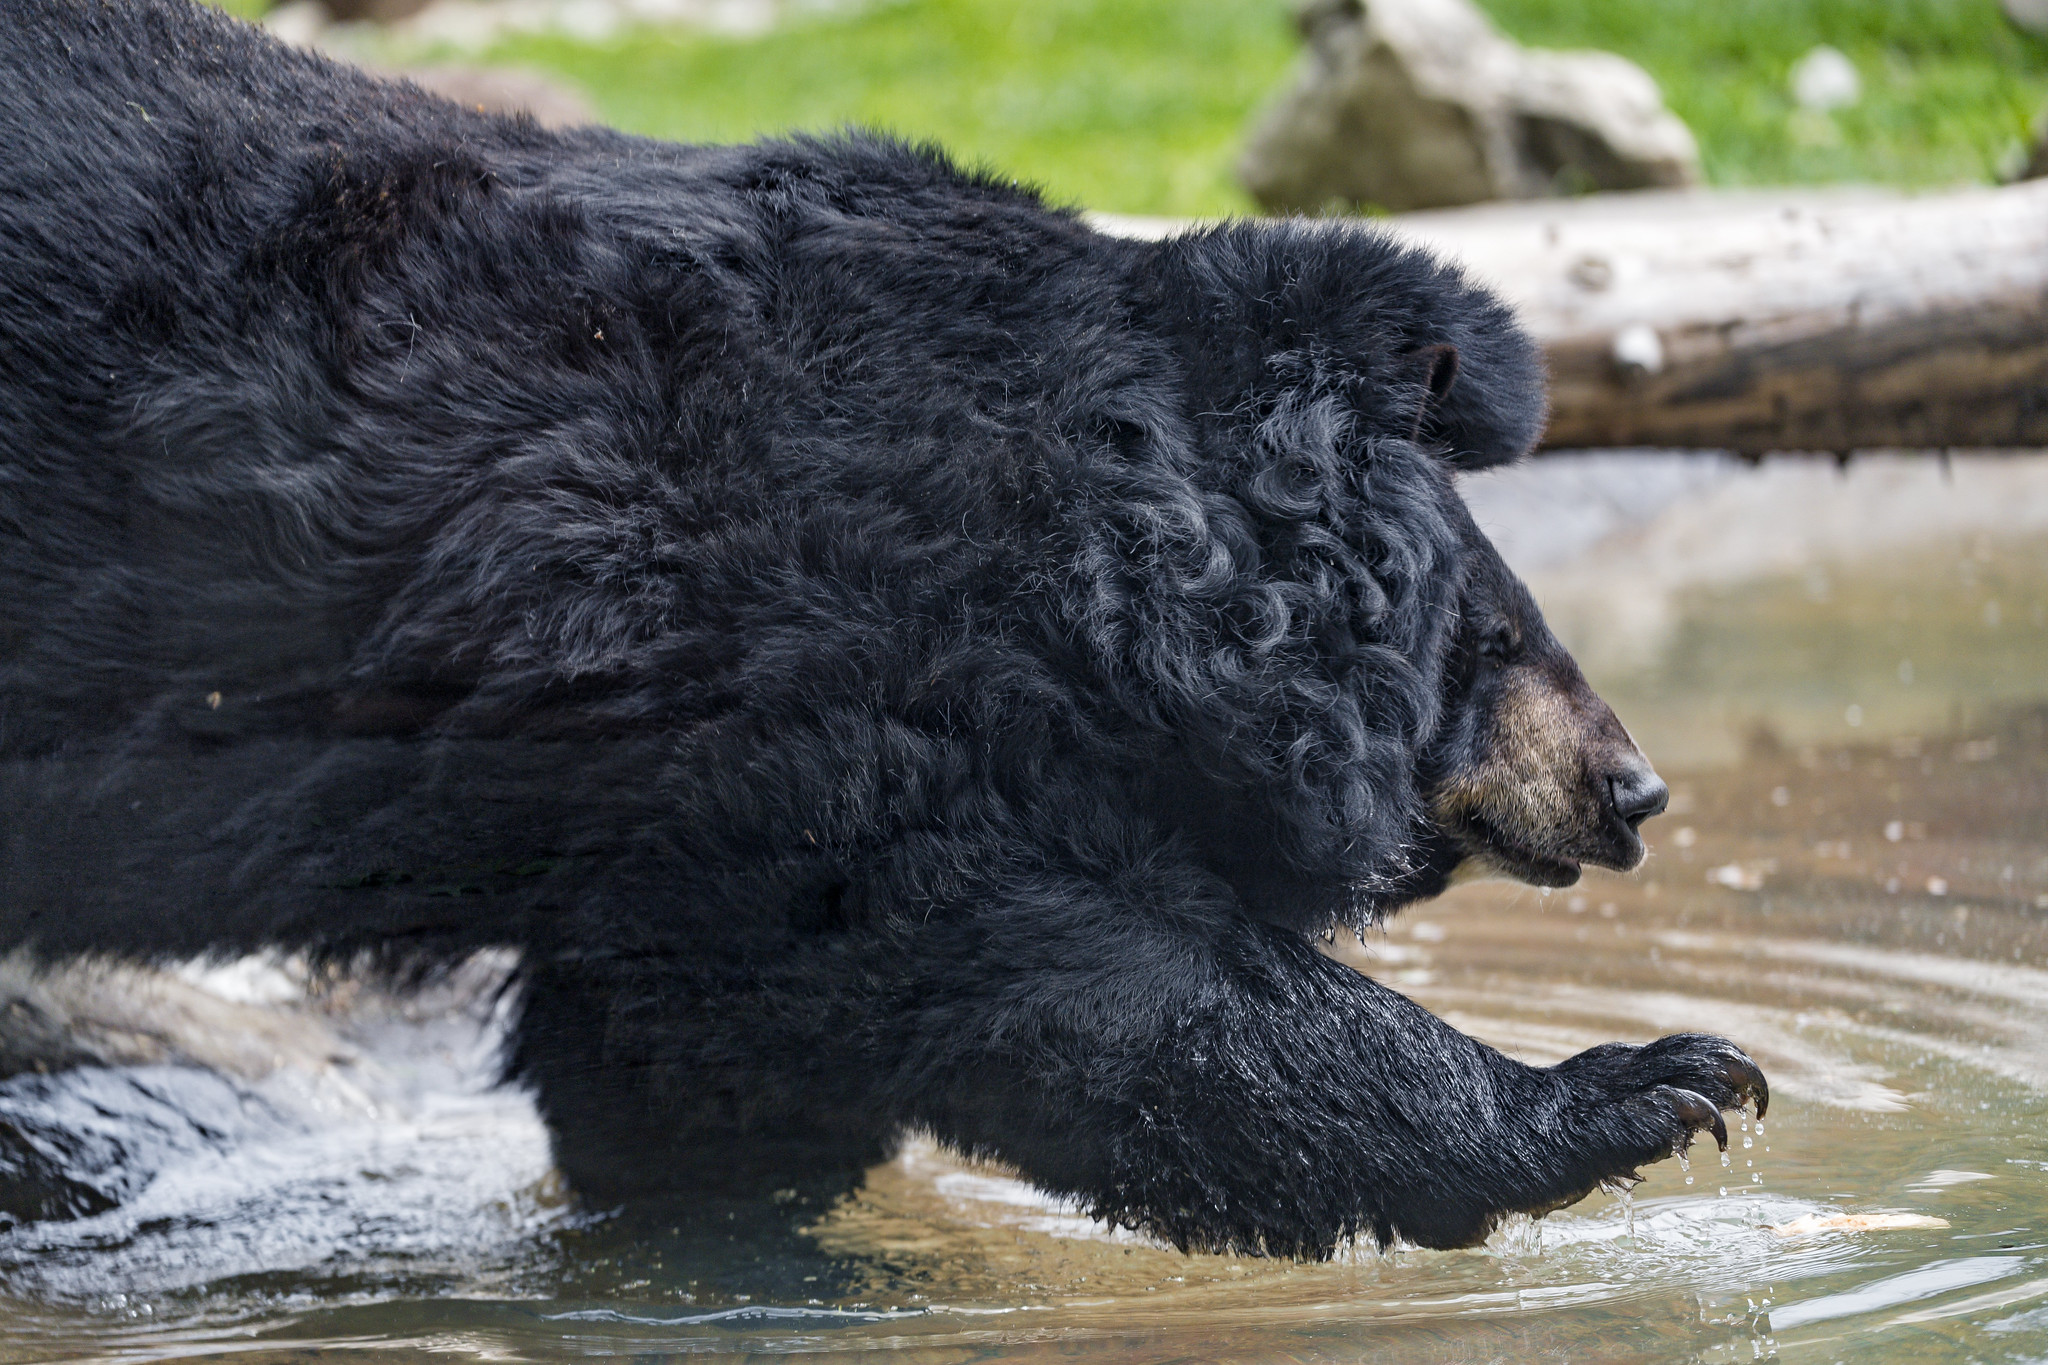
[1239,0,1700,214]
[2004,0,2048,38]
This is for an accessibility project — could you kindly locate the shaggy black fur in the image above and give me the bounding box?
[0,0,1764,1256]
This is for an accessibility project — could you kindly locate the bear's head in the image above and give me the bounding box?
[1422,508,1668,890]
[1122,219,1665,924]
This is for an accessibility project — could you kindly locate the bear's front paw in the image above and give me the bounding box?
[1553,1032,1769,1181]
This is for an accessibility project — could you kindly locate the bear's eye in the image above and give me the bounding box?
[1477,625,1517,666]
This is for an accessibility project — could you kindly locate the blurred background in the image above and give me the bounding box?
[223,0,2048,217]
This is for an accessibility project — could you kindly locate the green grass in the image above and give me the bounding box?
[1483,0,2048,188]
[483,0,1298,217]
[245,0,2048,213]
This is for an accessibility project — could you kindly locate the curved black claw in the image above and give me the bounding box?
[1550,1033,1772,1193]
[1487,1036,1775,1234]
[1637,1034,1770,1123]
[1720,1050,1770,1121]
[1648,1085,1725,1153]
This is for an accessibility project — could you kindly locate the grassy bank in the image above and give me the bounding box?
[239,0,2048,215]
[484,0,1296,217]
[1487,0,2048,189]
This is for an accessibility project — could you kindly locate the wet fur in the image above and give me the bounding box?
[0,0,1762,1257]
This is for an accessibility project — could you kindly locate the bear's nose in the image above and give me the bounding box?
[1606,762,1669,829]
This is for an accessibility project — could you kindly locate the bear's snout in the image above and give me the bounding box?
[1588,745,1667,873]
[1605,757,1669,830]
[1431,657,1669,887]
[1584,696,1667,872]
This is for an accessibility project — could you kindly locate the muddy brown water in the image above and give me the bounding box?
[2,455,2045,1363]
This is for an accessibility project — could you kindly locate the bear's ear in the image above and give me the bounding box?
[1394,292,1548,471]
[1400,331,1540,474]
[1404,342,1460,441]
[1137,222,1549,470]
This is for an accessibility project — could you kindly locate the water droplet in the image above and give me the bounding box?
[1719,1186,1728,1197]
[1685,1175,1694,1185]
[1721,1150,1732,1168]
[1743,1136,1753,1149]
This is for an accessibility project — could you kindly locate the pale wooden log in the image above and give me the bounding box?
[1089,181,2048,454]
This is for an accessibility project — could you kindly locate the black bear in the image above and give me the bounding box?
[0,0,1764,1257]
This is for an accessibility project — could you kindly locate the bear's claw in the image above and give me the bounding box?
[1719,1049,1770,1121]
[1554,1032,1771,1184]
[1652,1085,1728,1152]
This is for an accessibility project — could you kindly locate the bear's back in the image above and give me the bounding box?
[0,0,1156,762]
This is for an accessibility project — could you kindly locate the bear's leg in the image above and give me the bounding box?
[498,838,1760,1257]
[508,953,890,1210]
[874,863,1764,1257]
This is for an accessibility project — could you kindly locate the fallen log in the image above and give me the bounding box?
[1091,180,2048,455]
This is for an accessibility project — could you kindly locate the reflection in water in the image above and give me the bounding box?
[1770,1256,2028,1331]
[1,454,2045,1362]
